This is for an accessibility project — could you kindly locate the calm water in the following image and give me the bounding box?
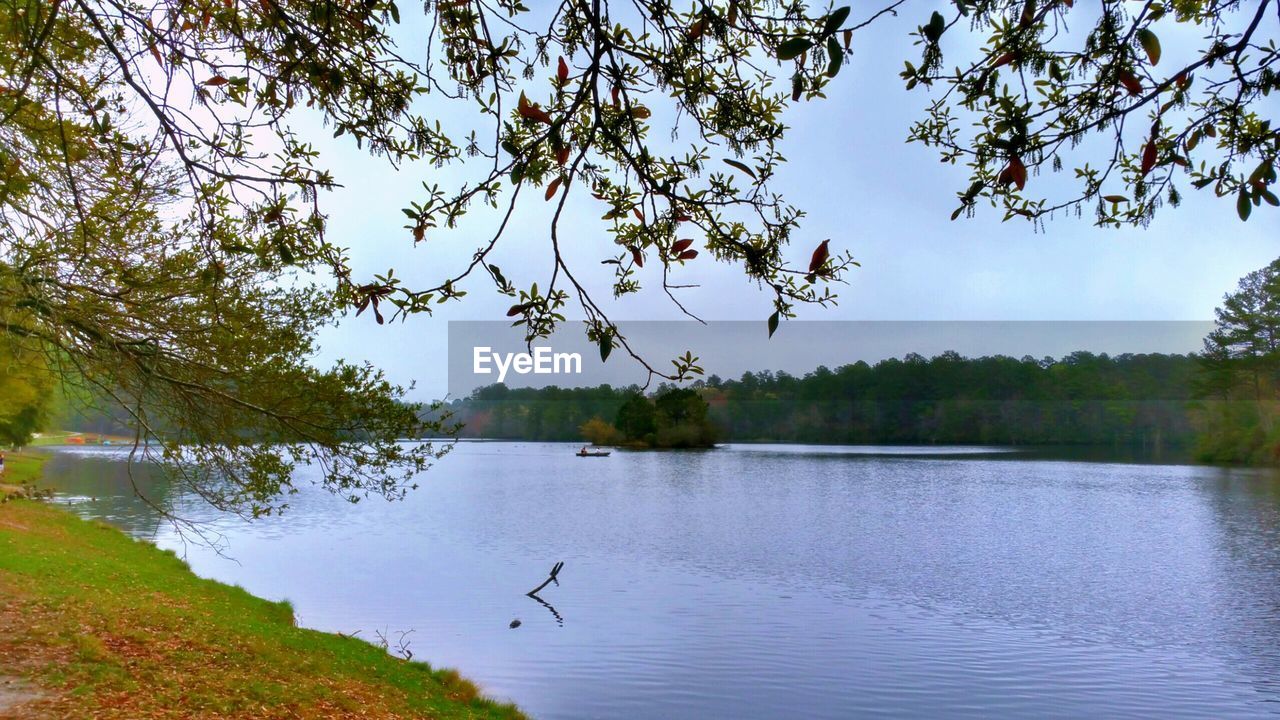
[36,443,1280,719]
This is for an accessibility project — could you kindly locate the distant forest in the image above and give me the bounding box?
[441,351,1202,447]
[33,259,1280,463]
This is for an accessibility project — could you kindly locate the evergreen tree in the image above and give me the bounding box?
[1196,257,1280,463]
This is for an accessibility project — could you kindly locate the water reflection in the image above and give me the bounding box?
[1200,467,1280,701]
[33,443,1280,719]
[38,447,175,539]
[526,592,564,627]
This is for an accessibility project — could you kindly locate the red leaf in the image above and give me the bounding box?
[611,86,620,107]
[808,239,830,274]
[1141,140,1157,176]
[688,17,706,40]
[517,92,552,124]
[149,43,163,65]
[677,249,699,260]
[672,239,694,253]
[674,214,692,222]
[557,57,569,84]
[1020,1,1036,27]
[633,208,644,222]
[991,52,1016,69]
[545,176,563,201]
[204,76,229,86]
[1118,70,1142,96]
[507,304,525,317]
[631,247,644,268]
[999,156,1027,191]
[556,146,570,166]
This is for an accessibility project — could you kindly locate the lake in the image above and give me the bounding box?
[36,442,1280,719]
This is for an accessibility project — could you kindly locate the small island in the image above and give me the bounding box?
[580,388,718,449]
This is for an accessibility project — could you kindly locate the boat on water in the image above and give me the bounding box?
[576,446,611,457]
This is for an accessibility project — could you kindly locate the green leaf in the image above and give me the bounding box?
[767,311,780,338]
[924,11,946,42]
[723,158,757,179]
[1137,28,1161,66]
[599,333,613,363]
[1249,160,1273,183]
[1237,190,1252,221]
[822,7,851,37]
[388,1,400,24]
[826,37,843,77]
[777,37,814,61]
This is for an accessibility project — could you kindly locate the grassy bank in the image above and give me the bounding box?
[0,453,524,719]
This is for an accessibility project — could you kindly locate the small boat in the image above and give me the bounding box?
[576,447,611,457]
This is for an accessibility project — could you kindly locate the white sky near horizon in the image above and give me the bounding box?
[297,3,1279,400]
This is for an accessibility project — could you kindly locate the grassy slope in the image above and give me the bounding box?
[2,451,46,487]
[0,453,525,719]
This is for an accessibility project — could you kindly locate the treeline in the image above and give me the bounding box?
[442,350,1202,447]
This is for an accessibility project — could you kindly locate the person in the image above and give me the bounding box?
[0,451,6,475]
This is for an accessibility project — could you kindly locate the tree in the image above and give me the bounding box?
[652,387,717,447]
[614,393,657,443]
[905,0,1280,227]
[0,334,54,447]
[579,416,620,445]
[1201,258,1280,399]
[0,1,446,517]
[5,0,1275,511]
[1197,257,1280,463]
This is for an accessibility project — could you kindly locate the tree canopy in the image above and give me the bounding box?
[1197,256,1280,463]
[0,332,54,446]
[2,0,1275,510]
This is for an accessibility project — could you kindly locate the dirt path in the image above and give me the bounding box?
[0,676,48,719]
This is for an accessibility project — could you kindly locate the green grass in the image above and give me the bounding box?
[0,455,525,719]
[3,450,47,486]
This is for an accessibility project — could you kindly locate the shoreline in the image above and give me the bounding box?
[0,452,525,720]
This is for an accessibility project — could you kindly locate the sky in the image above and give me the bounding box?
[299,5,1279,400]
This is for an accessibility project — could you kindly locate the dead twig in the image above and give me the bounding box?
[526,561,564,597]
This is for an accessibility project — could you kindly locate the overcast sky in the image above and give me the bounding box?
[301,7,1278,400]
